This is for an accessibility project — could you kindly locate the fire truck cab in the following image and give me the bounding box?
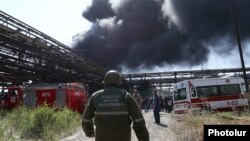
[173,77,249,114]
[23,83,88,113]
[0,85,24,110]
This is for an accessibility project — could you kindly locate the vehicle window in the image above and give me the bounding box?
[191,88,196,97]
[11,90,18,96]
[174,90,178,101]
[220,84,240,95]
[0,88,8,99]
[241,83,246,92]
[196,86,218,97]
[174,88,187,101]
[74,86,80,91]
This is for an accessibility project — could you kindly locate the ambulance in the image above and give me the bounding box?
[173,77,249,114]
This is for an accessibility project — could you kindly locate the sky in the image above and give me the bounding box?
[0,0,250,73]
[0,0,92,46]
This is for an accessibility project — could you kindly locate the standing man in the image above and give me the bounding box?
[167,96,173,113]
[164,95,168,113]
[153,90,160,124]
[143,96,150,113]
[82,70,149,141]
[132,89,143,110]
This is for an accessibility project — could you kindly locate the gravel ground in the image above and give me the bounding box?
[60,111,177,141]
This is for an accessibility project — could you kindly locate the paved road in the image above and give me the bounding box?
[60,111,176,141]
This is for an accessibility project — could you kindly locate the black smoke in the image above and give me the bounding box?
[82,0,115,22]
[73,0,250,70]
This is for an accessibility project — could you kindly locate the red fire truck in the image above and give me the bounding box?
[173,77,249,114]
[0,83,88,113]
[0,85,24,111]
[23,83,88,113]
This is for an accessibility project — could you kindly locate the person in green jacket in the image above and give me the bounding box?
[82,70,149,141]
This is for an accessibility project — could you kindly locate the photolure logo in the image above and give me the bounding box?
[208,129,246,136]
[204,125,250,141]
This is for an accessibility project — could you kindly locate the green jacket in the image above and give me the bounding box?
[82,86,149,141]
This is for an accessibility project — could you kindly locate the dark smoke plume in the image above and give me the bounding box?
[73,0,250,70]
[82,0,115,22]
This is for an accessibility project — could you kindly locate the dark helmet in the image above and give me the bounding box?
[104,70,121,86]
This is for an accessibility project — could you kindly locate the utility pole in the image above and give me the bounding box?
[229,0,249,92]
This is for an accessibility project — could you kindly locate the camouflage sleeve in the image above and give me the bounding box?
[82,95,95,137]
[125,93,149,141]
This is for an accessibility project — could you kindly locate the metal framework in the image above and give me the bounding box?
[0,10,108,84]
[122,67,250,88]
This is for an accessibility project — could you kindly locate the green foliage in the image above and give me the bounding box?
[0,113,4,141]
[0,106,81,141]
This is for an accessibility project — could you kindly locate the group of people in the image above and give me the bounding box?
[131,89,173,114]
[164,95,173,113]
[81,70,173,141]
[131,89,173,124]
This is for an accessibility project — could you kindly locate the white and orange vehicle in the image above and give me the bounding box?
[173,77,249,114]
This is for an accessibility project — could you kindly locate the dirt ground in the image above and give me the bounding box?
[60,111,177,141]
